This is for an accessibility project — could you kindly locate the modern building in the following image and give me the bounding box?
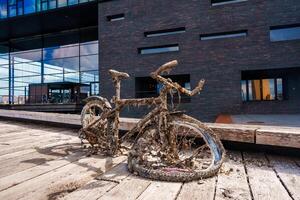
[0,0,300,121]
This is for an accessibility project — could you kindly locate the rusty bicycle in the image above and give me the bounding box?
[79,60,225,182]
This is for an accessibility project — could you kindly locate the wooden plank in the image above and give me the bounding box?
[0,130,79,156]
[177,177,216,200]
[215,151,251,200]
[98,175,151,200]
[137,181,182,200]
[243,152,292,200]
[0,110,80,126]
[206,123,256,143]
[3,110,300,148]
[0,143,82,178]
[63,162,130,200]
[0,155,126,200]
[266,154,300,200]
[0,150,85,191]
[0,127,74,142]
[256,126,300,148]
[0,137,80,162]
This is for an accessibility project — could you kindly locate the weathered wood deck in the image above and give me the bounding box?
[0,120,299,200]
[1,109,300,148]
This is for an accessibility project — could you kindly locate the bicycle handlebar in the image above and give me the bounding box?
[150,60,205,97]
[152,60,178,76]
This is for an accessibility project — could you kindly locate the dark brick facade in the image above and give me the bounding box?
[98,0,300,122]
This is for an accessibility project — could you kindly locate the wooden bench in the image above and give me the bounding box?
[0,109,299,149]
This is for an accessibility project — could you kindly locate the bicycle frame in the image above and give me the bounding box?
[82,60,205,154]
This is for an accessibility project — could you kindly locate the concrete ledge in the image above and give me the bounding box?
[0,109,299,148]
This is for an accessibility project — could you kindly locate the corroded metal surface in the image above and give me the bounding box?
[79,60,225,182]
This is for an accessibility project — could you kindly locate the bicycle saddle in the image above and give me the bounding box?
[109,69,130,80]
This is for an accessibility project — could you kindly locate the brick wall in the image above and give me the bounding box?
[98,0,300,122]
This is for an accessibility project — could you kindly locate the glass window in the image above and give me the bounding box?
[138,44,179,55]
[44,73,63,83]
[41,0,48,10]
[24,0,35,14]
[211,0,247,6]
[80,41,98,56]
[270,25,300,42]
[277,79,283,100]
[44,45,79,60]
[0,53,9,65]
[200,30,247,41]
[80,71,98,83]
[64,72,79,82]
[1,30,99,105]
[107,14,125,22]
[8,5,16,17]
[68,0,78,5]
[135,75,191,103]
[262,79,275,100]
[11,49,42,63]
[44,57,80,71]
[241,80,247,101]
[248,80,261,101]
[17,0,23,15]
[144,27,186,38]
[0,0,8,18]
[57,0,67,7]
[80,55,98,71]
[242,78,283,101]
[49,0,56,9]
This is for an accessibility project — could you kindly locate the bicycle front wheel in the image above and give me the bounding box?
[127,114,225,182]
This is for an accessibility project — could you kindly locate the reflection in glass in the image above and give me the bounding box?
[242,78,283,101]
[80,55,98,71]
[17,0,23,15]
[24,0,36,14]
[270,26,300,42]
[262,79,275,100]
[80,70,98,83]
[0,0,8,18]
[49,0,57,9]
[44,45,79,60]
[64,72,80,83]
[44,57,79,71]
[80,41,98,56]
[8,5,16,17]
[248,80,261,101]
[277,79,283,100]
[58,0,67,7]
[0,37,98,105]
[241,80,247,101]
[41,1,48,11]
[68,0,78,5]
[139,45,179,55]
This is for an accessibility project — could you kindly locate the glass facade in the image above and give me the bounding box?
[0,28,99,104]
[0,0,95,19]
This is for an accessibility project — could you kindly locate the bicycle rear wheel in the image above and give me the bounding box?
[127,114,225,182]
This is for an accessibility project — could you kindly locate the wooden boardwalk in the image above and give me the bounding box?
[0,120,299,200]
